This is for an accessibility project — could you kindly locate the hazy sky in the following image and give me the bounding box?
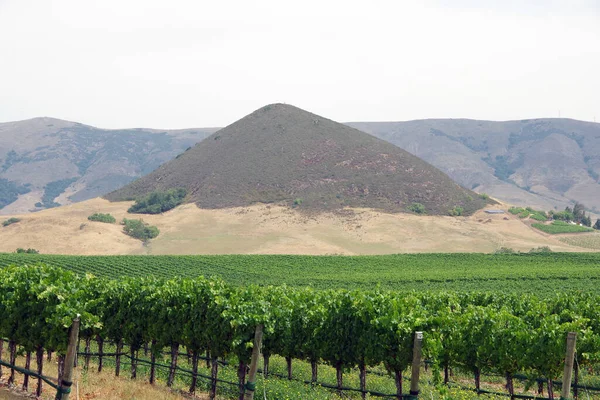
[0,0,599,128]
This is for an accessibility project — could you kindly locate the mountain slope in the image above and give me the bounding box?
[0,117,217,214]
[4,115,598,215]
[106,104,487,215]
[349,118,600,212]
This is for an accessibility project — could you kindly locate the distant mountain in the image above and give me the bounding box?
[0,117,217,214]
[106,104,487,215]
[349,118,600,213]
[3,114,598,215]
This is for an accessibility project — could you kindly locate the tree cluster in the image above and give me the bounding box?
[128,188,187,215]
[122,219,160,241]
[549,202,593,227]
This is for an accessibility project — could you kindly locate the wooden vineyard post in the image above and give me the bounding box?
[409,331,423,399]
[0,339,3,379]
[56,316,80,400]
[243,324,264,400]
[561,332,577,400]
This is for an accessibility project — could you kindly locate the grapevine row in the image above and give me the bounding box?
[1,264,599,399]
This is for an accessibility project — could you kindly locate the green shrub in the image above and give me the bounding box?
[448,206,464,216]
[551,210,574,222]
[15,248,39,254]
[88,213,116,224]
[529,212,547,222]
[407,202,426,214]
[518,210,530,219]
[508,207,524,215]
[479,193,489,200]
[122,219,160,241]
[293,198,303,207]
[528,246,552,253]
[128,188,187,214]
[494,247,516,254]
[2,217,21,227]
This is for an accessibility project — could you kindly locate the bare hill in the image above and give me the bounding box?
[0,117,217,214]
[106,104,487,215]
[349,118,600,212]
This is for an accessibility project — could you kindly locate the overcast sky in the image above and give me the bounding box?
[0,0,599,129]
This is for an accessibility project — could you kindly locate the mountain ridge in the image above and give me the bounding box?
[0,117,218,214]
[349,117,600,212]
[2,114,599,214]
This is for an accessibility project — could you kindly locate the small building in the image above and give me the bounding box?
[484,209,505,214]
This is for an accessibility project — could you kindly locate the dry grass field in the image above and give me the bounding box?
[0,351,200,400]
[0,198,590,255]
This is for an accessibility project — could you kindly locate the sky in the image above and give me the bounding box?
[0,0,599,129]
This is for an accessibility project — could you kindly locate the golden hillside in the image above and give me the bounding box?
[0,198,594,255]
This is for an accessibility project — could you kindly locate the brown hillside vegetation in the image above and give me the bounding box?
[0,198,590,255]
[105,104,488,215]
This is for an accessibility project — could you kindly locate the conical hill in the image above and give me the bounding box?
[105,104,487,215]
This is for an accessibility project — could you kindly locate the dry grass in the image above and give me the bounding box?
[0,198,590,255]
[0,350,205,400]
[559,233,600,250]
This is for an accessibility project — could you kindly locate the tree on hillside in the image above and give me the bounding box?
[573,202,586,223]
[594,219,600,230]
[581,214,592,227]
[551,210,574,222]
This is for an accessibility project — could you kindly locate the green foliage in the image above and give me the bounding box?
[293,198,303,207]
[494,247,516,254]
[121,218,160,240]
[529,212,548,221]
[40,178,77,208]
[2,217,21,227]
[2,264,600,394]
[510,207,547,221]
[408,202,426,214]
[483,154,522,181]
[0,178,31,209]
[448,206,464,216]
[87,213,116,223]
[518,210,529,218]
[0,265,99,353]
[15,248,39,254]
[2,253,600,295]
[479,193,489,200]
[128,188,186,214]
[551,210,574,222]
[532,221,594,234]
[528,246,552,253]
[595,219,600,230]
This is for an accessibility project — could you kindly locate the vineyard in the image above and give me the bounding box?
[1,252,600,295]
[1,264,600,399]
[532,221,595,234]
